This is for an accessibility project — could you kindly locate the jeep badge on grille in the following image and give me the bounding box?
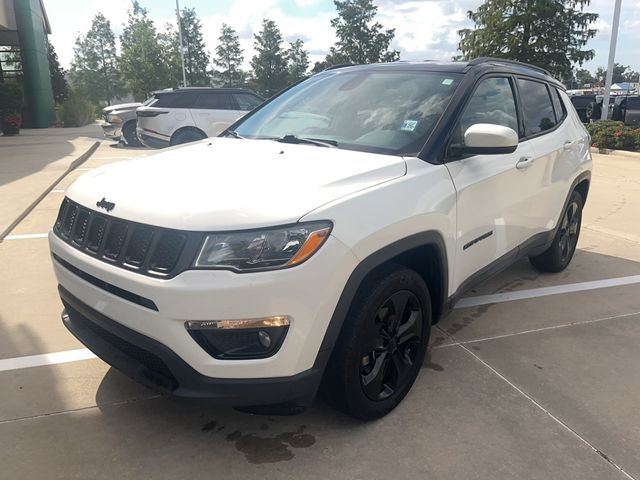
[96,197,115,212]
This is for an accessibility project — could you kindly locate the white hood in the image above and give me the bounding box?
[66,138,406,231]
[103,103,141,113]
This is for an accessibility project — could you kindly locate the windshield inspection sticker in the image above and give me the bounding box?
[400,120,419,132]
[442,78,454,85]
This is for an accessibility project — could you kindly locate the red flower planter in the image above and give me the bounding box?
[1,114,21,135]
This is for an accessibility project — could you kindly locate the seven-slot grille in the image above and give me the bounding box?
[54,198,187,277]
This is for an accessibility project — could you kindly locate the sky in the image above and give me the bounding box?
[45,0,640,75]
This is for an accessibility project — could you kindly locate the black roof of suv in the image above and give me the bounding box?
[153,87,259,95]
[322,57,565,89]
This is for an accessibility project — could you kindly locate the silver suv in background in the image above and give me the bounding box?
[136,88,264,148]
[102,102,142,146]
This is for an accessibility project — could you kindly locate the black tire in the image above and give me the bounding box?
[585,102,601,122]
[122,121,142,147]
[170,128,207,146]
[321,264,432,420]
[529,191,583,273]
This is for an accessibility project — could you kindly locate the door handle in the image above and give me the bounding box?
[563,140,575,150]
[516,156,535,170]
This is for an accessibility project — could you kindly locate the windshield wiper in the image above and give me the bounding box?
[275,134,338,148]
[225,129,244,139]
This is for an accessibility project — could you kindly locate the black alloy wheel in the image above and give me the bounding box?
[360,290,423,401]
[530,190,583,273]
[321,265,431,420]
[558,201,580,264]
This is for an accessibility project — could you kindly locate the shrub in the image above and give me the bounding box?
[61,91,95,127]
[0,83,24,115]
[586,120,640,152]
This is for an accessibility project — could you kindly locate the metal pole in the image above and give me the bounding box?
[176,0,187,87]
[601,0,622,120]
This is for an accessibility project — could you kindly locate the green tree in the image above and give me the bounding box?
[457,0,598,80]
[595,63,640,85]
[250,19,288,96]
[119,1,173,101]
[574,68,596,87]
[69,13,124,105]
[286,39,309,83]
[213,24,245,87]
[324,0,399,66]
[158,24,184,87]
[179,7,211,86]
[310,59,331,74]
[47,41,68,103]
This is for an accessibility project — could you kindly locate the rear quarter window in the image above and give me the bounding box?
[517,78,557,136]
[234,93,263,111]
[551,88,566,122]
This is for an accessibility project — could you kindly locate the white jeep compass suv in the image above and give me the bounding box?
[50,59,592,420]
[136,87,263,148]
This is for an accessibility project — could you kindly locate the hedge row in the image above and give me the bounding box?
[586,120,640,152]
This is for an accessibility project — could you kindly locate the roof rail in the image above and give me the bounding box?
[324,63,355,71]
[467,57,552,77]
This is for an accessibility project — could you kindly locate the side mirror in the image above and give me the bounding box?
[451,123,519,156]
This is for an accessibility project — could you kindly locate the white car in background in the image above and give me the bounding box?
[136,88,264,148]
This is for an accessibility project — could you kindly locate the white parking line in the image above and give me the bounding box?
[0,349,95,372]
[434,310,640,349]
[1,274,639,373]
[455,274,640,309]
[4,233,49,240]
[51,189,65,193]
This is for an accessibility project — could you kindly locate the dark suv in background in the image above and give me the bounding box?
[609,96,640,126]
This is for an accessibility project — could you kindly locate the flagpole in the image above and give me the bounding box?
[176,0,187,87]
[601,0,622,120]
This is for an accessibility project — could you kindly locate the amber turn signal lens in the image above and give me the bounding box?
[287,227,331,266]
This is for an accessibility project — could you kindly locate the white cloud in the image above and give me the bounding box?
[45,0,640,73]
[200,0,335,69]
[294,0,322,6]
[47,0,131,67]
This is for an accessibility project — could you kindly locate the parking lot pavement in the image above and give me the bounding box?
[1,151,639,479]
[0,125,104,238]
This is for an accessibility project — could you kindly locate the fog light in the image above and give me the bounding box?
[185,316,290,360]
[258,330,272,348]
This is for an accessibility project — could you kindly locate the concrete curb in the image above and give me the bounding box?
[0,141,100,242]
[590,147,640,159]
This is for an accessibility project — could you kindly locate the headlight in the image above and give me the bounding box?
[194,221,332,272]
[108,114,123,124]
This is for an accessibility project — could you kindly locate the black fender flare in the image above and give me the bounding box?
[313,231,448,369]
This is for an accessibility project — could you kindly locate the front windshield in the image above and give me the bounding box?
[233,69,462,155]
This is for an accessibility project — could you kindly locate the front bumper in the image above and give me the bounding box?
[49,230,358,381]
[137,129,170,149]
[102,123,122,139]
[60,286,326,404]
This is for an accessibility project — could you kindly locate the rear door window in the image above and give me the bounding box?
[154,92,198,108]
[517,79,557,136]
[195,92,233,110]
